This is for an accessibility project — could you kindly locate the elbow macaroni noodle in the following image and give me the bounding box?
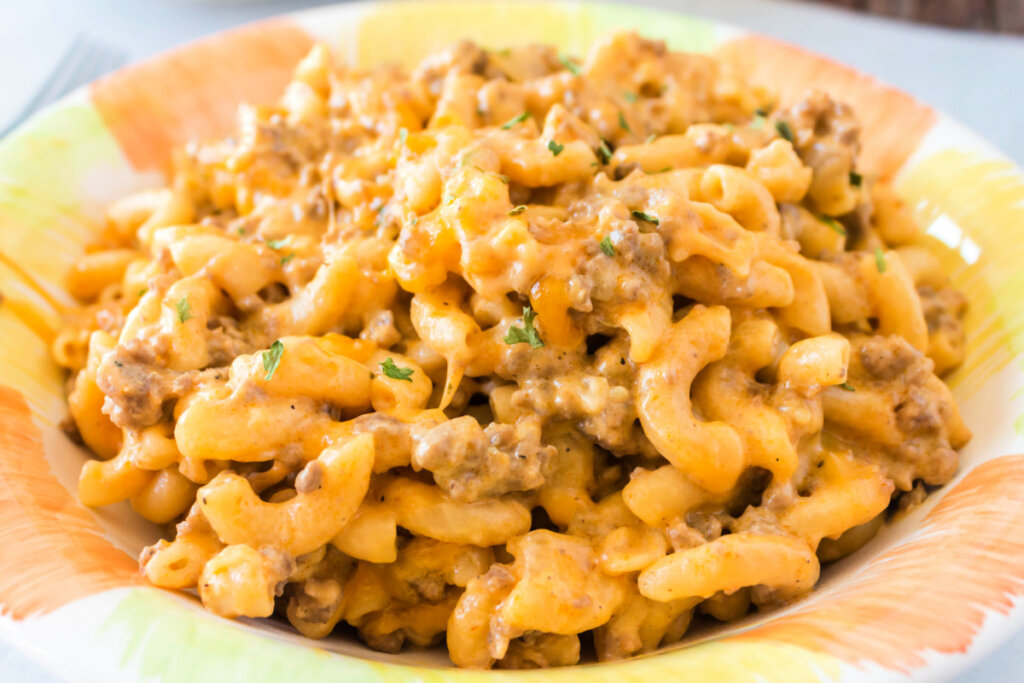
[56,33,971,668]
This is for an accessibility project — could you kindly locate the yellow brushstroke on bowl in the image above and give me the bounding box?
[0,248,67,314]
[0,104,117,313]
[350,0,722,70]
[354,1,588,69]
[896,150,1024,399]
[0,248,64,346]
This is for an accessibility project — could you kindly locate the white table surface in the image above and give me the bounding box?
[0,0,1022,680]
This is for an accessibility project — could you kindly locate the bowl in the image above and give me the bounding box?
[1,2,1023,681]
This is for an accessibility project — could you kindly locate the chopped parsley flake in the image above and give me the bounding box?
[503,306,544,349]
[839,382,856,392]
[280,252,296,265]
[874,246,888,273]
[755,107,769,117]
[644,133,656,144]
[547,140,565,156]
[819,216,847,237]
[398,127,408,146]
[850,171,863,186]
[236,227,245,235]
[751,114,766,130]
[262,340,284,381]
[501,111,531,129]
[596,140,613,164]
[558,54,581,76]
[631,210,659,225]
[175,297,192,324]
[623,91,638,103]
[265,239,286,250]
[775,120,795,142]
[497,173,510,184]
[600,235,615,257]
[137,288,147,297]
[380,357,414,381]
[507,205,527,216]
[618,111,631,132]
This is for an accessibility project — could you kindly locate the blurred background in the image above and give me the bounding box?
[0,0,1021,681]
[807,0,1024,32]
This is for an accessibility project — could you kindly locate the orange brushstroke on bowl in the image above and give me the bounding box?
[731,455,1024,672]
[0,384,140,619]
[716,35,935,180]
[90,21,314,174]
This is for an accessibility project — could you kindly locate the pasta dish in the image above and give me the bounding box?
[54,33,971,668]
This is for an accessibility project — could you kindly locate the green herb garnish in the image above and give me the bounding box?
[547,140,564,156]
[280,252,296,265]
[503,306,544,349]
[398,127,408,146]
[501,112,531,129]
[623,91,638,103]
[596,140,613,164]
[839,382,856,392]
[262,340,284,381]
[497,173,510,184]
[819,216,847,237]
[755,107,769,117]
[850,171,863,186]
[775,120,794,142]
[631,210,659,225]
[600,235,615,257]
[266,239,287,250]
[558,54,581,76]
[874,247,887,273]
[175,297,192,324]
[618,111,631,133]
[380,357,414,382]
[507,205,527,216]
[751,114,766,130]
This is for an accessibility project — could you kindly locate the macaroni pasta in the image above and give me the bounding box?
[56,33,971,668]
